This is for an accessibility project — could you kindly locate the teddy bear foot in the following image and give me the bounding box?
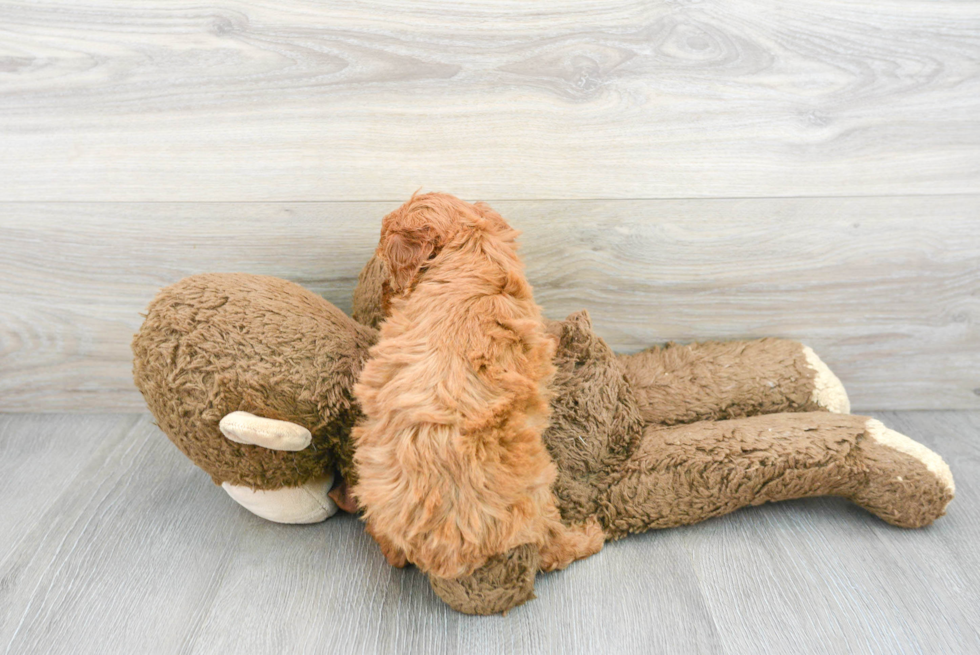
[221,473,338,524]
[429,544,541,616]
[850,419,954,528]
[801,346,850,414]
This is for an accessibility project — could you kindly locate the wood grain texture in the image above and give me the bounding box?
[1,0,979,201]
[0,414,139,557]
[0,411,976,654]
[1,196,977,412]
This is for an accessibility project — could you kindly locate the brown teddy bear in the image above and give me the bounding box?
[132,194,954,615]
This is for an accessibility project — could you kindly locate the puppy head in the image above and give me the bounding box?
[378,192,506,302]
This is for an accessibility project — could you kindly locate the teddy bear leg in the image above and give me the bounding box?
[599,412,953,538]
[618,338,849,426]
[221,473,338,524]
[847,419,955,528]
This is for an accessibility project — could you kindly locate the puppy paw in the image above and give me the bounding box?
[327,477,360,514]
[802,346,851,414]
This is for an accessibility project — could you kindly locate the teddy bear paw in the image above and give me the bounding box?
[802,346,851,414]
[851,418,954,528]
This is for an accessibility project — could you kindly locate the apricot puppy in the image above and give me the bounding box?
[352,193,604,579]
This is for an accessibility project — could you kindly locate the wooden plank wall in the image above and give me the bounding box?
[1,1,978,411]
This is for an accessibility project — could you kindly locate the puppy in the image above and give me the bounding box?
[352,193,603,579]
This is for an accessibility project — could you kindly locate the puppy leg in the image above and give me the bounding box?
[537,506,604,572]
[365,521,409,568]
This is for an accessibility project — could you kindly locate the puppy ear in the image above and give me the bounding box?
[379,227,437,295]
[471,202,509,232]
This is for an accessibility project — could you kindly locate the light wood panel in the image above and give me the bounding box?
[0,411,976,654]
[0,0,978,201]
[0,196,977,412]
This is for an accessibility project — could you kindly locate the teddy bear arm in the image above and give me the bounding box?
[617,338,849,427]
[597,412,953,539]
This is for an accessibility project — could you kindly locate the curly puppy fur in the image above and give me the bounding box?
[352,193,604,579]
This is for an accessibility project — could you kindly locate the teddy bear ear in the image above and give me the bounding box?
[379,227,438,294]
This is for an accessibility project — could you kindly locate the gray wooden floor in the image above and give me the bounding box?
[0,412,976,655]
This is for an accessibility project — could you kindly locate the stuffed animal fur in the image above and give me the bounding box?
[132,193,955,615]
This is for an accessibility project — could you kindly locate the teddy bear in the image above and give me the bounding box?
[132,193,955,615]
